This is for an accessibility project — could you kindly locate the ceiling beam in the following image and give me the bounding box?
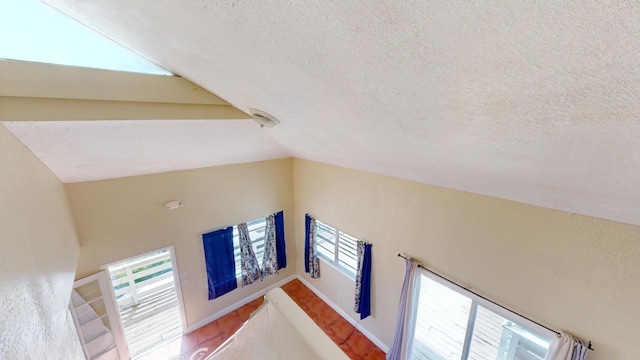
[0,60,251,121]
[0,97,250,121]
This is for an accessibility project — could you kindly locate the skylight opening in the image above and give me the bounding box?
[0,0,172,75]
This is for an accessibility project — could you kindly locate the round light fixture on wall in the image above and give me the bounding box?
[250,109,280,128]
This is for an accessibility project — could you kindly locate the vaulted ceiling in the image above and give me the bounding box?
[4,1,640,226]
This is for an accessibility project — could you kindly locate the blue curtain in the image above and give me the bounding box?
[355,242,372,320]
[202,227,237,300]
[274,211,287,269]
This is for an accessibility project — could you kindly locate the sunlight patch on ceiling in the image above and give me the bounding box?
[0,0,171,75]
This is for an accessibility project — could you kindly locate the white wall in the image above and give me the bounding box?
[65,158,296,329]
[0,124,83,360]
[293,159,640,360]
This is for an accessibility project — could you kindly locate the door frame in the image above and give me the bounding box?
[100,245,189,338]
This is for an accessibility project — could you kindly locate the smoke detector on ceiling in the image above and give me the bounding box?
[250,109,280,128]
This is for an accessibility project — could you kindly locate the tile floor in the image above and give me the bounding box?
[281,279,386,360]
[137,279,385,360]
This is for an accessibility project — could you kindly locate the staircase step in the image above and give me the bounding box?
[86,331,116,358]
[93,345,119,360]
[81,317,109,343]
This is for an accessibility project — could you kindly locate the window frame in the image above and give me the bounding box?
[314,220,359,281]
[407,268,556,360]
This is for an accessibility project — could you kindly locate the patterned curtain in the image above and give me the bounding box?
[238,222,261,286]
[304,214,320,278]
[261,214,279,278]
[354,241,372,320]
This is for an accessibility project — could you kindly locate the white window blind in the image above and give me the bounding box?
[337,231,358,275]
[316,221,337,260]
[315,220,359,279]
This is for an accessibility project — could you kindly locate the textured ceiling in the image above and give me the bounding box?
[8,1,640,225]
[3,120,289,182]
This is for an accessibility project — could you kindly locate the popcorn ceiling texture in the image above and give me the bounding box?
[3,120,290,183]
[0,124,83,360]
[14,1,640,226]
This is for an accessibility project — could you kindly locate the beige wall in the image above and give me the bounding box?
[0,124,83,359]
[65,158,296,329]
[293,159,639,360]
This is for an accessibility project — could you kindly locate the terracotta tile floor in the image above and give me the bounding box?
[137,279,385,360]
[281,279,386,360]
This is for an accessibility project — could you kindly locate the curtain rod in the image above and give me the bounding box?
[397,254,594,351]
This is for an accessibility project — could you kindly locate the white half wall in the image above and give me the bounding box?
[0,123,83,359]
[293,158,640,360]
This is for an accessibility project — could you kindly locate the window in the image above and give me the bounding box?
[315,220,358,279]
[408,270,553,360]
[232,217,267,277]
[0,0,171,75]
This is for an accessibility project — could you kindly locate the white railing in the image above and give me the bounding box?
[110,251,174,309]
